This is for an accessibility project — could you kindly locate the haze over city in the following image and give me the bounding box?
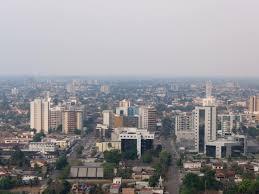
[1,0,259,77]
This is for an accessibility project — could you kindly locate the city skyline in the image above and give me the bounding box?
[0,0,259,77]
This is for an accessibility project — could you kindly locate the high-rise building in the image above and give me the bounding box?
[194,106,217,153]
[202,97,216,106]
[11,87,19,96]
[218,114,242,136]
[100,85,110,94]
[128,106,139,117]
[175,112,193,136]
[206,81,212,98]
[139,106,157,131]
[119,99,131,108]
[123,116,139,128]
[203,81,216,106]
[116,107,128,116]
[62,109,83,134]
[49,107,63,130]
[102,110,114,128]
[30,98,50,134]
[248,96,259,113]
[114,115,124,128]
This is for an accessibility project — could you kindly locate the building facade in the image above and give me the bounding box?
[194,106,217,153]
[62,109,83,134]
[248,96,259,113]
[30,98,50,134]
[139,106,157,131]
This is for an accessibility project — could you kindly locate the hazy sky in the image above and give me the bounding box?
[0,0,259,77]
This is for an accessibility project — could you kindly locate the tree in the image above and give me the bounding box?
[159,151,171,166]
[75,145,84,157]
[60,180,71,194]
[152,144,162,157]
[32,132,45,142]
[9,146,29,168]
[103,163,116,179]
[182,173,203,192]
[238,179,253,194]
[103,150,121,164]
[59,165,71,179]
[117,168,132,179]
[202,169,221,190]
[0,177,15,190]
[149,174,160,187]
[43,180,71,194]
[177,158,183,168]
[142,151,153,163]
[56,155,68,170]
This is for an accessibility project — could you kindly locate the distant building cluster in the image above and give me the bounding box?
[175,81,247,159]
[102,99,157,131]
[30,96,84,134]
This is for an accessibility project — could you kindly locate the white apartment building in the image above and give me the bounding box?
[102,110,114,128]
[29,142,57,153]
[30,98,50,134]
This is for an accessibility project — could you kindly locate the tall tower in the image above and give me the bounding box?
[103,110,114,128]
[248,96,259,113]
[206,81,212,98]
[62,109,83,134]
[30,98,50,134]
[139,106,157,131]
[194,106,217,153]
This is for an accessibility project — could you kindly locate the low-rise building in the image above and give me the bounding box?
[96,141,121,152]
[205,135,247,159]
[70,163,104,179]
[183,162,202,171]
[29,142,57,153]
[113,128,154,158]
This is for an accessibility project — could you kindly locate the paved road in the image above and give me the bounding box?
[162,137,181,194]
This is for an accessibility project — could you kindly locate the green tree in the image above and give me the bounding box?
[9,146,29,168]
[238,179,253,194]
[117,168,133,179]
[43,180,71,194]
[56,155,68,170]
[103,150,121,164]
[0,177,15,190]
[159,151,171,166]
[152,144,162,157]
[103,163,116,179]
[59,165,71,179]
[32,132,45,142]
[149,174,160,187]
[182,173,203,191]
[75,145,84,157]
[177,158,183,168]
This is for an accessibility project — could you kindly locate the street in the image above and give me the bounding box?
[162,137,181,194]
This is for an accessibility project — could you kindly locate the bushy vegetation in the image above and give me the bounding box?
[103,150,121,164]
[180,169,221,194]
[32,132,45,142]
